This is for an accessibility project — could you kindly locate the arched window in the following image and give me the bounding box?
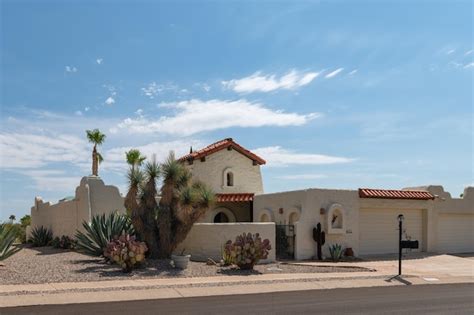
[226,172,234,187]
[260,213,269,222]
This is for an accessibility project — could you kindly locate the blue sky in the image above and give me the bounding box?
[1,0,472,220]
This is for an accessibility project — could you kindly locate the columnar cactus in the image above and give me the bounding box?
[104,234,148,272]
[224,233,271,270]
[312,222,325,260]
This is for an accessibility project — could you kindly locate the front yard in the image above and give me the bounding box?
[0,245,370,285]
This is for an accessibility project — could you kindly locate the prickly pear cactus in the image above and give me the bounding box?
[224,233,271,270]
[104,234,148,272]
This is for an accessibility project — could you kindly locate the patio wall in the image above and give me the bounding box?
[175,222,276,263]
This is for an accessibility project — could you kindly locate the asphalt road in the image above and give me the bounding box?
[3,283,474,315]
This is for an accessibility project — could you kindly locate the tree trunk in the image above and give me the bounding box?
[158,183,174,258]
[92,145,98,176]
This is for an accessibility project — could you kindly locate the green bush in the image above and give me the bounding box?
[75,212,134,257]
[51,235,77,250]
[30,226,53,247]
[0,223,21,260]
[329,243,344,262]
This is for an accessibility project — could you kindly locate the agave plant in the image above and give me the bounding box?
[329,243,344,262]
[30,226,53,247]
[75,212,134,257]
[0,224,21,261]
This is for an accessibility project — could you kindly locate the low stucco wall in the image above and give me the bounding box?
[175,222,276,263]
[29,176,126,238]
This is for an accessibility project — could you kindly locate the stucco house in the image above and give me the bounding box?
[178,138,265,223]
[28,137,473,262]
[178,138,473,260]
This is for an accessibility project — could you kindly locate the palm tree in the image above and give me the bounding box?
[8,215,16,222]
[86,129,106,176]
[125,149,146,172]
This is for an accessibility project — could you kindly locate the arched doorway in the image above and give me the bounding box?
[214,211,230,223]
[260,213,270,222]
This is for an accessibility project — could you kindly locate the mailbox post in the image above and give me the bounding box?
[397,214,419,276]
[397,214,404,276]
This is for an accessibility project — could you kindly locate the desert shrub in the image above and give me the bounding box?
[329,243,344,262]
[30,226,53,247]
[224,233,271,270]
[0,223,21,260]
[51,235,77,250]
[75,212,134,257]
[104,234,148,272]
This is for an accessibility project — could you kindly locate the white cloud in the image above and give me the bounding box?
[84,107,90,112]
[251,146,353,167]
[74,110,83,116]
[141,82,178,99]
[103,139,205,172]
[115,99,320,136]
[222,70,320,93]
[464,62,474,69]
[277,174,328,180]
[325,68,344,78]
[65,66,78,73]
[348,69,358,76]
[105,97,115,105]
[96,58,103,65]
[195,83,211,92]
[465,50,473,56]
[446,49,456,55]
[0,133,88,169]
[19,170,81,192]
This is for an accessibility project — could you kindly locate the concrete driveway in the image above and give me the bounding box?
[293,253,474,279]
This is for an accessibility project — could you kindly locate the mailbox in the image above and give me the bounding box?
[400,240,419,249]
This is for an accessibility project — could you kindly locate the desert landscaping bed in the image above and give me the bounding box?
[0,246,371,285]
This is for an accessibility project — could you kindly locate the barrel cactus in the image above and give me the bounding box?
[104,234,148,272]
[224,233,271,270]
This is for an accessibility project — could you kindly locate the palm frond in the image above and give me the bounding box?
[86,129,106,145]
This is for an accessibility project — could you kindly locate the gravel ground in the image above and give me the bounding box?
[0,246,370,285]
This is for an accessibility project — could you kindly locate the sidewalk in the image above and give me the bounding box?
[1,269,472,308]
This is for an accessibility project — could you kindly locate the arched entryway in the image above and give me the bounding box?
[211,207,237,223]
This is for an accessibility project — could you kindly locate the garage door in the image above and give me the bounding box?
[359,209,423,255]
[437,214,474,253]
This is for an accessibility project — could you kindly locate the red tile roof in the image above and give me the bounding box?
[178,138,266,165]
[359,188,434,200]
[216,193,254,202]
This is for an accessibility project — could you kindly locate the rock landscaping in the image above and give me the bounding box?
[0,245,370,285]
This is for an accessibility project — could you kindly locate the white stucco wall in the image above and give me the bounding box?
[184,148,264,194]
[254,188,360,260]
[175,222,276,263]
[255,185,474,259]
[29,176,125,238]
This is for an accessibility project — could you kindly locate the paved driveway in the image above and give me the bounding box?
[293,253,474,278]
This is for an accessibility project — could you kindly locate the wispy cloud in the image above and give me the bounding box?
[446,49,456,55]
[463,62,474,69]
[277,174,328,180]
[0,133,88,169]
[96,58,103,65]
[348,69,358,76]
[20,170,81,192]
[114,99,320,136]
[222,69,320,93]
[465,50,473,56]
[251,146,353,167]
[141,82,179,99]
[325,68,344,78]
[65,66,78,73]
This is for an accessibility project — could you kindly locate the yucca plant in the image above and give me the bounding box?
[30,226,53,247]
[75,212,134,257]
[0,224,21,260]
[329,243,344,262]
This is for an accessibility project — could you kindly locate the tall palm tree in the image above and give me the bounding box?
[125,149,146,172]
[86,129,106,176]
[8,215,15,222]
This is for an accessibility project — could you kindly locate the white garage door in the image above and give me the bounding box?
[437,214,474,253]
[359,209,424,255]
